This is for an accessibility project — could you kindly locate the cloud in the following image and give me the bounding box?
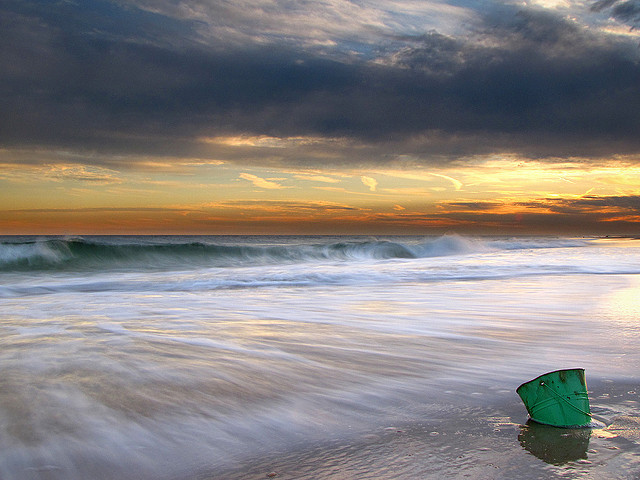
[591,0,640,28]
[381,170,463,190]
[4,207,178,214]
[44,164,122,184]
[203,199,362,213]
[0,162,122,184]
[127,0,474,50]
[293,174,341,183]
[202,135,334,148]
[239,173,286,189]
[427,173,463,190]
[361,176,378,191]
[518,194,640,215]
[370,194,640,233]
[443,201,504,211]
[1,0,640,168]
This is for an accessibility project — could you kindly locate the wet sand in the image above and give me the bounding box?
[207,379,640,480]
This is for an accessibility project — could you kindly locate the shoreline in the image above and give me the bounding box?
[205,379,640,480]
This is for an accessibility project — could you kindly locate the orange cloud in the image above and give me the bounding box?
[239,173,286,189]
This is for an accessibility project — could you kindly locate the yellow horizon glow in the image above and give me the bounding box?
[1,152,640,235]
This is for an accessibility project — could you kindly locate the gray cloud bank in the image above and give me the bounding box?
[1,0,639,165]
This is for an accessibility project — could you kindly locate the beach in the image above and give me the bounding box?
[207,377,640,479]
[1,235,640,479]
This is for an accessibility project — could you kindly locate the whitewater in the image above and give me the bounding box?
[1,234,640,479]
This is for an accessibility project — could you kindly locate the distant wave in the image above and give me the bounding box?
[0,235,592,272]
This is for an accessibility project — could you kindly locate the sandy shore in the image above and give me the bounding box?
[205,379,640,480]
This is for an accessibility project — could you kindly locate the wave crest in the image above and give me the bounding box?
[0,235,590,272]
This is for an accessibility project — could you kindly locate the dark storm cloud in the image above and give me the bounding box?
[395,8,640,150]
[0,0,360,154]
[592,0,640,27]
[1,0,640,164]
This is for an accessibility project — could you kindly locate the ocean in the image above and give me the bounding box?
[1,234,640,479]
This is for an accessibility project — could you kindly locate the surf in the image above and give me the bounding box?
[0,234,593,272]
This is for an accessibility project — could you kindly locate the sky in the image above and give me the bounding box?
[1,0,640,235]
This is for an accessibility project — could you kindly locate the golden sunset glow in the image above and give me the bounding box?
[1,0,639,235]
[2,151,639,234]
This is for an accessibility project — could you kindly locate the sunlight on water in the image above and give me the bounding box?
[602,277,640,321]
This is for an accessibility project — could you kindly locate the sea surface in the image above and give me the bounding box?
[1,234,640,479]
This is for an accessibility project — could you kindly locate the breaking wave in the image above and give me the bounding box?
[0,235,591,272]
